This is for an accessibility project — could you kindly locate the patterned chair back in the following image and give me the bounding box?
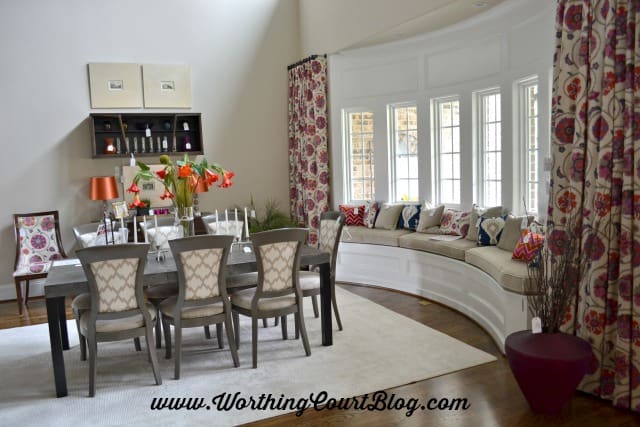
[76,244,150,315]
[169,235,234,304]
[252,228,308,297]
[13,211,66,275]
[318,211,346,274]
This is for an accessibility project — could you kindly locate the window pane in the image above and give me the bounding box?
[479,91,501,207]
[408,180,419,201]
[441,103,452,127]
[408,131,418,155]
[391,105,419,202]
[523,81,539,212]
[347,111,374,201]
[433,98,461,204]
[441,128,453,152]
[452,128,460,153]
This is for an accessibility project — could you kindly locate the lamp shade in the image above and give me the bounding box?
[89,176,119,201]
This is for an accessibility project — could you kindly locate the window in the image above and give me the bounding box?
[346,111,375,201]
[519,78,539,213]
[390,105,418,201]
[478,89,501,207]
[432,97,461,204]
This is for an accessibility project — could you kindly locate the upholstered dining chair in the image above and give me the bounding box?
[161,234,239,379]
[75,243,161,397]
[298,211,346,330]
[230,228,311,368]
[13,210,67,315]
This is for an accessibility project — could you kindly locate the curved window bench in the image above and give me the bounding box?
[335,240,531,353]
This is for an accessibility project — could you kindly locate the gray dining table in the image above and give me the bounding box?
[44,244,332,398]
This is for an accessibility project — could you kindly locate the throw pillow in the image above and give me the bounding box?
[466,206,505,242]
[338,204,366,226]
[478,215,507,246]
[364,202,379,229]
[512,231,545,261]
[497,216,533,252]
[440,209,471,236]
[398,204,422,230]
[374,203,404,230]
[416,205,445,232]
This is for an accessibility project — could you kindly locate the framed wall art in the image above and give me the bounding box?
[122,165,173,208]
[142,64,192,108]
[88,63,143,108]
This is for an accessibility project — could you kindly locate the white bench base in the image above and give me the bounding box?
[336,243,529,353]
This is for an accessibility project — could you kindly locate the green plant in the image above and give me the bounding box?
[248,199,297,233]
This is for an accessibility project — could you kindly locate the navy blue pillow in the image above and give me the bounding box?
[478,215,508,246]
[397,204,422,231]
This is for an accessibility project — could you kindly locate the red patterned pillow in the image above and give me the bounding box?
[440,209,471,236]
[339,204,366,226]
[512,231,545,261]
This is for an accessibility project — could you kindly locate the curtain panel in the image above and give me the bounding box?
[551,0,640,411]
[288,56,330,245]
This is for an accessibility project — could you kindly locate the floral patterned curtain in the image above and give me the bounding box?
[288,55,330,245]
[551,0,640,411]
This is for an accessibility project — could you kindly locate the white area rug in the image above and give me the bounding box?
[0,288,495,426]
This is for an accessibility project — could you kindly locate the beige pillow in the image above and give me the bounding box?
[374,203,404,230]
[497,216,534,252]
[466,206,504,242]
[416,205,445,233]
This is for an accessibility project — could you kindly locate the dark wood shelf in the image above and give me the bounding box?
[90,113,203,158]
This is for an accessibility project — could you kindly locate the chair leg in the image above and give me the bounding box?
[134,337,142,351]
[224,311,240,368]
[332,288,343,331]
[280,315,287,340]
[295,315,300,340]
[145,323,162,386]
[163,317,172,359]
[233,311,240,348]
[155,311,162,349]
[24,280,30,306]
[174,323,182,380]
[251,317,258,368]
[216,323,224,349]
[262,318,268,328]
[88,335,98,397]
[311,295,319,318]
[296,310,311,357]
[204,325,211,339]
[274,317,279,326]
[14,279,23,315]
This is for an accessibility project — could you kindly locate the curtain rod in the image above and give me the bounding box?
[287,54,326,70]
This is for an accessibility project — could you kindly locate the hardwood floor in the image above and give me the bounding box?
[1,285,638,426]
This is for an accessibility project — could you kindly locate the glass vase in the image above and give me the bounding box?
[177,205,194,237]
[174,178,195,237]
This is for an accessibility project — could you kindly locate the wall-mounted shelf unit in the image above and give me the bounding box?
[89,112,203,159]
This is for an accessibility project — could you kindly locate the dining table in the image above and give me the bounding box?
[44,243,332,398]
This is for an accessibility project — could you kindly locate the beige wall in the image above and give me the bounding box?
[0,0,300,297]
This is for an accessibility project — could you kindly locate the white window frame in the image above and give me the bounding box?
[343,109,375,203]
[388,103,419,202]
[431,96,462,206]
[476,88,502,207]
[517,76,539,214]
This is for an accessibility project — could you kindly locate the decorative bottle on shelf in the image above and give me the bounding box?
[124,137,130,154]
[133,137,138,153]
[172,135,177,152]
[116,137,121,154]
[156,136,161,152]
[141,136,146,153]
[145,124,151,138]
[162,136,169,152]
[183,136,192,151]
[104,137,116,155]
[148,136,154,153]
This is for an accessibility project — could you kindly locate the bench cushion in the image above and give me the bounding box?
[341,227,412,247]
[465,246,531,294]
[398,234,478,260]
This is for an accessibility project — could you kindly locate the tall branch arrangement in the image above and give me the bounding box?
[526,215,593,333]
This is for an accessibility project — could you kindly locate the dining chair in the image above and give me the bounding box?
[230,228,310,368]
[75,243,161,397]
[13,210,67,315]
[161,234,239,379]
[201,211,246,240]
[298,211,346,330]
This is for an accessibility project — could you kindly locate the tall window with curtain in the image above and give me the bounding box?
[551,0,640,412]
[288,55,329,245]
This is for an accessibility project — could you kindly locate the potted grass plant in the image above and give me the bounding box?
[505,216,594,414]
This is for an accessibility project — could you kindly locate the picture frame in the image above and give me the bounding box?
[142,64,191,108]
[111,201,129,219]
[122,165,173,208]
[88,63,143,108]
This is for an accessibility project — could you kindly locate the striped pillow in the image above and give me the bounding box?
[338,204,366,226]
[512,231,545,261]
